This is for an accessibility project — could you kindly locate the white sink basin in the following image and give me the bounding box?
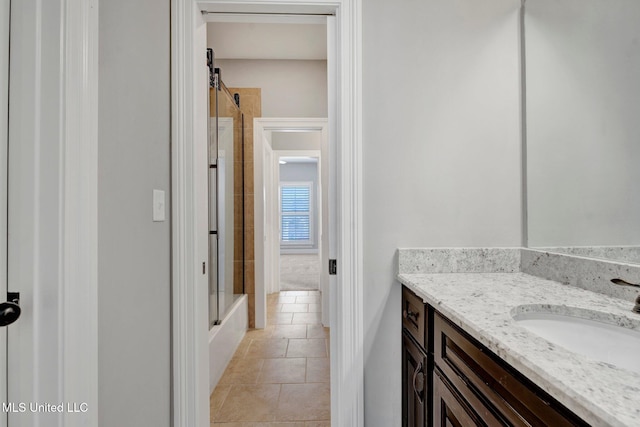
[512,306,640,374]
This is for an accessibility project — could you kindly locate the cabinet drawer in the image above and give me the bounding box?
[402,287,427,349]
[433,368,502,427]
[434,312,588,427]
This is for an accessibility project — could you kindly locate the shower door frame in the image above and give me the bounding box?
[170,1,363,427]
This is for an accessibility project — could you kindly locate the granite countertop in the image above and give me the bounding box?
[397,271,640,427]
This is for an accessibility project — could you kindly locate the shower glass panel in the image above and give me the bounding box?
[209,76,245,327]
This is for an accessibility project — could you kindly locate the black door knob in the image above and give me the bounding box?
[0,293,20,327]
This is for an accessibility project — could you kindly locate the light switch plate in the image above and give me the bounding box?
[153,189,165,222]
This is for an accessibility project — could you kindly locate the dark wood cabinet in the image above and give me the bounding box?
[403,331,429,427]
[433,368,501,427]
[433,312,589,427]
[401,285,589,427]
[402,287,432,427]
[402,286,427,348]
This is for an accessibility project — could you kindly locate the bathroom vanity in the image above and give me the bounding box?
[397,250,640,427]
[402,285,588,426]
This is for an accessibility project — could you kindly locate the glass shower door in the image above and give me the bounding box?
[209,69,245,327]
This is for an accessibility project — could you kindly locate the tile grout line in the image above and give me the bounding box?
[305,357,309,383]
[255,355,266,383]
[212,290,330,425]
[210,385,232,424]
[274,383,283,422]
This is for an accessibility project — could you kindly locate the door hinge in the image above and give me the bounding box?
[329,259,337,275]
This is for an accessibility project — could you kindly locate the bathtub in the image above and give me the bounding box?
[209,294,247,393]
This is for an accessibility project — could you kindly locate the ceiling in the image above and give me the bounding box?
[207,22,327,60]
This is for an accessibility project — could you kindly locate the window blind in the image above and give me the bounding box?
[281,184,312,244]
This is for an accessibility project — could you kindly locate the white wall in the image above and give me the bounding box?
[280,161,320,251]
[215,59,328,117]
[98,1,171,426]
[526,0,640,247]
[362,0,523,425]
[207,22,327,60]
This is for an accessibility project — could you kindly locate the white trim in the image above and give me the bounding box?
[175,2,363,426]
[171,1,210,426]
[203,13,327,25]
[263,138,278,295]
[198,1,336,14]
[331,0,364,424]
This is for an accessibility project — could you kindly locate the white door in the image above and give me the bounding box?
[3,1,62,425]
[0,1,97,426]
[0,0,10,423]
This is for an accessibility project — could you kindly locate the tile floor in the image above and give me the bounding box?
[210,290,330,427]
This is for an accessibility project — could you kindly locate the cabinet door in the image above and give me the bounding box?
[402,333,429,427]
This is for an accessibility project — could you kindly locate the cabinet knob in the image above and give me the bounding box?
[403,309,419,322]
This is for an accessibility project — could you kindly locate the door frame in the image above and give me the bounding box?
[273,149,323,314]
[254,119,328,329]
[171,1,363,426]
[4,1,99,426]
[263,137,277,295]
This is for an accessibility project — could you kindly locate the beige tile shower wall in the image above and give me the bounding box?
[212,87,261,328]
[232,88,261,328]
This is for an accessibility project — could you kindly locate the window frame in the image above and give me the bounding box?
[279,181,314,247]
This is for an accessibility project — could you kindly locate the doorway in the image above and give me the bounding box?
[171,1,363,426]
[212,132,329,422]
[209,116,332,422]
[265,150,326,297]
[278,154,322,293]
[254,120,330,329]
